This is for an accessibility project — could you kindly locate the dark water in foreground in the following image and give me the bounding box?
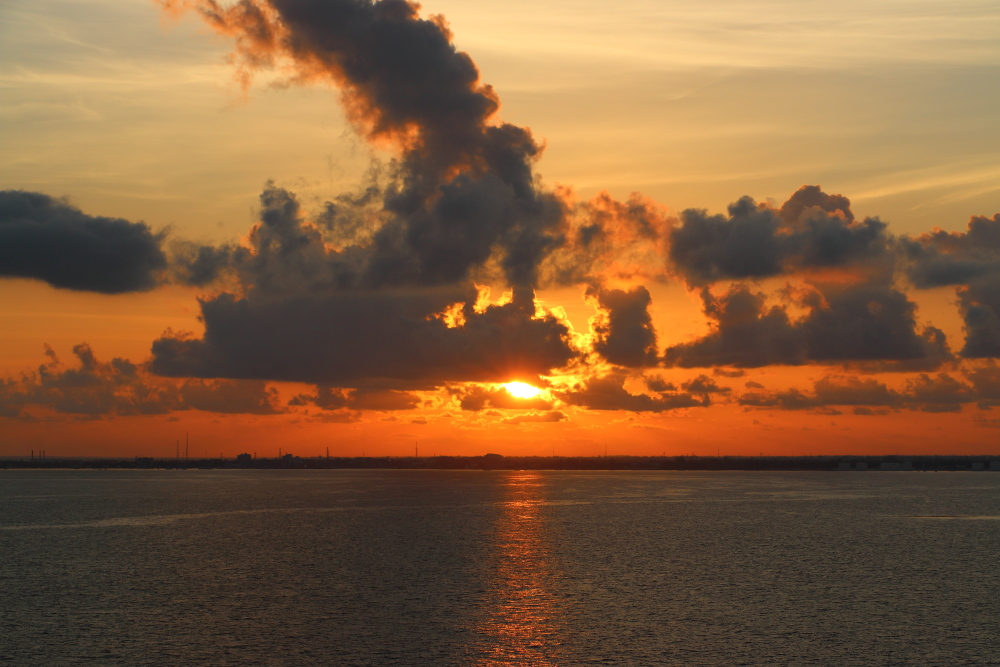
[2,470,1000,665]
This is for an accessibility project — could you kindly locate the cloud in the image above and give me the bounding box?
[292,385,421,412]
[0,344,287,420]
[966,362,1000,406]
[557,371,710,412]
[900,213,1000,289]
[739,373,977,413]
[502,411,566,424]
[455,385,553,411]
[180,379,281,414]
[147,0,592,391]
[682,375,731,395]
[587,284,659,367]
[163,0,566,290]
[151,284,575,386]
[0,190,166,293]
[664,285,806,367]
[543,192,668,285]
[901,214,1000,358]
[668,186,890,287]
[664,279,950,369]
[0,344,179,419]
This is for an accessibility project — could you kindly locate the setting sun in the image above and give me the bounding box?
[505,382,542,399]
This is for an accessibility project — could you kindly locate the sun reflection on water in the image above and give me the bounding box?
[475,472,562,666]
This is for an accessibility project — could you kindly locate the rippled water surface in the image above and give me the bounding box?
[3,469,1000,665]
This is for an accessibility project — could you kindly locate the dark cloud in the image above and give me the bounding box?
[904,373,976,412]
[0,344,179,419]
[146,1,590,391]
[739,387,817,411]
[543,192,668,285]
[901,214,1000,358]
[738,373,976,413]
[502,411,566,424]
[292,385,421,412]
[901,213,1000,289]
[180,379,281,414]
[167,0,566,290]
[966,362,1000,405]
[664,279,949,369]
[957,278,1000,358]
[587,284,658,367]
[664,285,806,368]
[456,385,553,411]
[668,186,890,287]
[681,375,731,395]
[557,371,710,412]
[812,376,901,407]
[151,285,575,386]
[0,344,292,420]
[0,190,166,293]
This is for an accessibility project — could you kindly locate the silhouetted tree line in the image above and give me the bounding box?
[2,454,998,471]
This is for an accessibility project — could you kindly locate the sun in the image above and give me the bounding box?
[505,381,541,399]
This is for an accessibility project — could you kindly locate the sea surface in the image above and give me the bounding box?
[2,469,1000,665]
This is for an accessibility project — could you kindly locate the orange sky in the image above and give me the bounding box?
[2,0,1000,457]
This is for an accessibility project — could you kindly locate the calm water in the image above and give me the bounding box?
[2,469,1000,665]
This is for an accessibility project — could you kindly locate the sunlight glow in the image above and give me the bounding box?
[505,382,541,399]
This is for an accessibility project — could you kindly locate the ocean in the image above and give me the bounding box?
[2,469,999,665]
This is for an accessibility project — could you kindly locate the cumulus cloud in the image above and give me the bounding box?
[151,282,575,385]
[0,190,166,293]
[739,373,978,413]
[180,379,281,414]
[162,0,565,290]
[587,284,659,367]
[664,279,950,369]
[0,344,282,420]
[557,371,711,412]
[502,411,566,424]
[291,385,421,412]
[455,385,553,411]
[146,1,590,391]
[668,186,891,287]
[901,213,1000,358]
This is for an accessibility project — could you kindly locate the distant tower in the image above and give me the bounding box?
[185,432,189,460]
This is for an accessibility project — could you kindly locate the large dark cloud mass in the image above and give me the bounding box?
[0,190,166,293]
[151,0,580,390]
[663,186,955,370]
[167,0,565,290]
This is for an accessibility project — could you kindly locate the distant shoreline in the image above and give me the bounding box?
[3,454,999,472]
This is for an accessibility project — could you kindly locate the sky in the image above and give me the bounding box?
[2,0,1000,458]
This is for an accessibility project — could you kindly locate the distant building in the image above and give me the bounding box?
[856,462,867,470]
[990,461,1000,471]
[236,453,252,465]
[972,462,985,471]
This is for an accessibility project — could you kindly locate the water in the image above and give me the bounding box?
[2,469,999,665]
